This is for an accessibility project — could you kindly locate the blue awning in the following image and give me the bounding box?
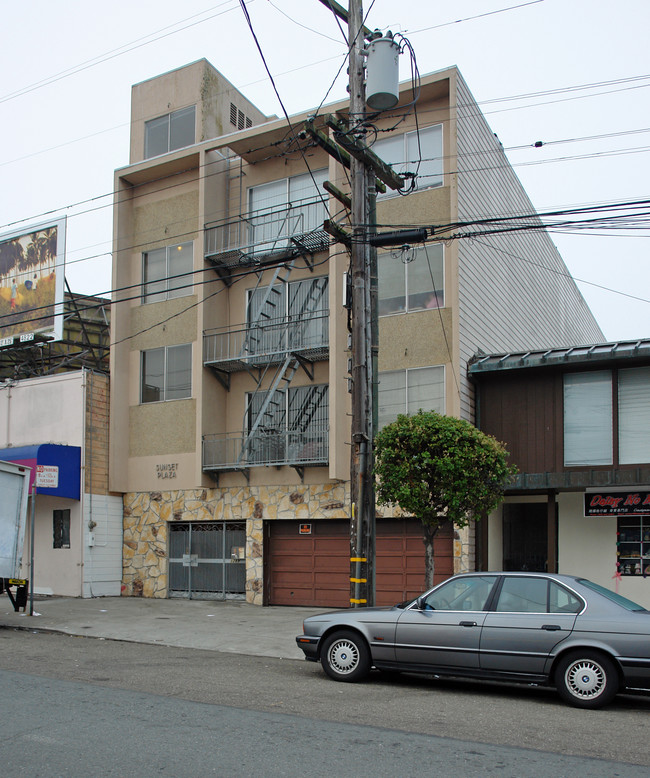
[0,444,81,500]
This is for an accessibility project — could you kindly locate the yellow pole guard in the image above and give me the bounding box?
[350,598,367,604]
[350,557,367,562]
[350,577,367,584]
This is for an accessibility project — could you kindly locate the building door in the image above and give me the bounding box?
[502,504,548,572]
[168,522,246,600]
[265,520,350,607]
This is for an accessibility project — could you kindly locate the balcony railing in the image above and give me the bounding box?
[204,196,330,267]
[202,425,329,471]
[203,312,329,372]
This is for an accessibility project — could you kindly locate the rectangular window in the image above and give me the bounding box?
[248,169,328,249]
[53,509,70,549]
[378,244,443,315]
[246,276,329,356]
[563,371,613,466]
[141,344,192,403]
[247,385,328,464]
[142,242,193,303]
[617,516,650,577]
[378,366,445,429]
[144,106,196,159]
[618,367,650,464]
[373,125,443,196]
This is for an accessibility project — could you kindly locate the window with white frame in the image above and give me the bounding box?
[141,344,192,403]
[142,242,193,303]
[563,371,613,466]
[378,366,445,429]
[564,367,650,467]
[144,106,196,159]
[246,276,329,355]
[378,244,443,315]
[248,169,328,248]
[246,385,329,464]
[373,125,443,196]
[618,366,650,464]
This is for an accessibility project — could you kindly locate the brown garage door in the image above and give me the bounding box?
[266,519,453,608]
[265,520,350,607]
[375,519,453,606]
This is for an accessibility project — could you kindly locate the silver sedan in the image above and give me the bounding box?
[296,572,650,708]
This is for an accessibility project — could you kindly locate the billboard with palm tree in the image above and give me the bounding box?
[0,219,65,345]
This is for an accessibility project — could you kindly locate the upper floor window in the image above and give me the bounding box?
[563,367,650,466]
[618,366,650,464]
[142,242,193,304]
[378,365,445,430]
[144,106,196,159]
[248,169,328,248]
[378,244,443,316]
[246,384,329,464]
[563,371,613,466]
[373,125,443,196]
[141,344,192,403]
[247,276,329,351]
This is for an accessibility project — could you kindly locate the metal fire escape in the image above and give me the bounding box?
[202,193,330,479]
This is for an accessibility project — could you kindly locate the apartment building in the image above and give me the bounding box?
[110,58,603,606]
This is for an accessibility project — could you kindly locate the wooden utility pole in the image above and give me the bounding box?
[348,0,375,607]
[314,0,406,607]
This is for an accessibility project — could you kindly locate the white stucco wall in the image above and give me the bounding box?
[0,372,84,447]
[2,372,122,598]
[486,493,650,609]
[558,492,650,609]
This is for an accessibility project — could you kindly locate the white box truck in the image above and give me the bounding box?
[0,460,31,611]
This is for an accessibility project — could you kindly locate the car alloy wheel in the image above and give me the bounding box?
[555,651,618,708]
[321,630,370,682]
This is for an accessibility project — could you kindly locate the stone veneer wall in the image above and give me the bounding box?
[123,483,472,603]
[122,482,349,603]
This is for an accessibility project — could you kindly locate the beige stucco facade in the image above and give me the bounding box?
[110,60,601,605]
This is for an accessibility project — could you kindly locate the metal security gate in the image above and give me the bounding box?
[168,522,246,600]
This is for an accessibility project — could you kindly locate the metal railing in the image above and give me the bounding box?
[204,195,330,263]
[203,312,329,369]
[203,425,329,470]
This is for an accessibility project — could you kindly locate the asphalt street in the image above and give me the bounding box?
[2,667,646,778]
[0,628,648,774]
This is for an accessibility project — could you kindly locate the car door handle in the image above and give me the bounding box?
[459,621,477,627]
[542,624,561,631]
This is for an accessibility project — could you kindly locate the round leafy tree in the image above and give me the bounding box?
[374,410,517,589]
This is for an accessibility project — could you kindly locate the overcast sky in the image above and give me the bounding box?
[1,0,648,343]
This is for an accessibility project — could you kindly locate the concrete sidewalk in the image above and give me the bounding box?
[0,596,330,660]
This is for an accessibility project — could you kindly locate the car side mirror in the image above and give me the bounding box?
[416,596,427,610]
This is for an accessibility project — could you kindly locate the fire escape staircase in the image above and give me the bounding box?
[203,253,329,481]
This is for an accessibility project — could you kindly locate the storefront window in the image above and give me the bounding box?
[617,516,650,577]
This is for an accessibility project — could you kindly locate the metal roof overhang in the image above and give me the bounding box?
[0,444,81,499]
[469,339,650,376]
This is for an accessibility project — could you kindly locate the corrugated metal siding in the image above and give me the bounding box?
[454,72,604,421]
[82,494,123,597]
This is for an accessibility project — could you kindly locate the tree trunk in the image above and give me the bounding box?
[422,522,439,591]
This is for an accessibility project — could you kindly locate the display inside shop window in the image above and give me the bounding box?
[617,517,650,576]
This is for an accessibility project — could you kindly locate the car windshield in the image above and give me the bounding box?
[577,578,647,612]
